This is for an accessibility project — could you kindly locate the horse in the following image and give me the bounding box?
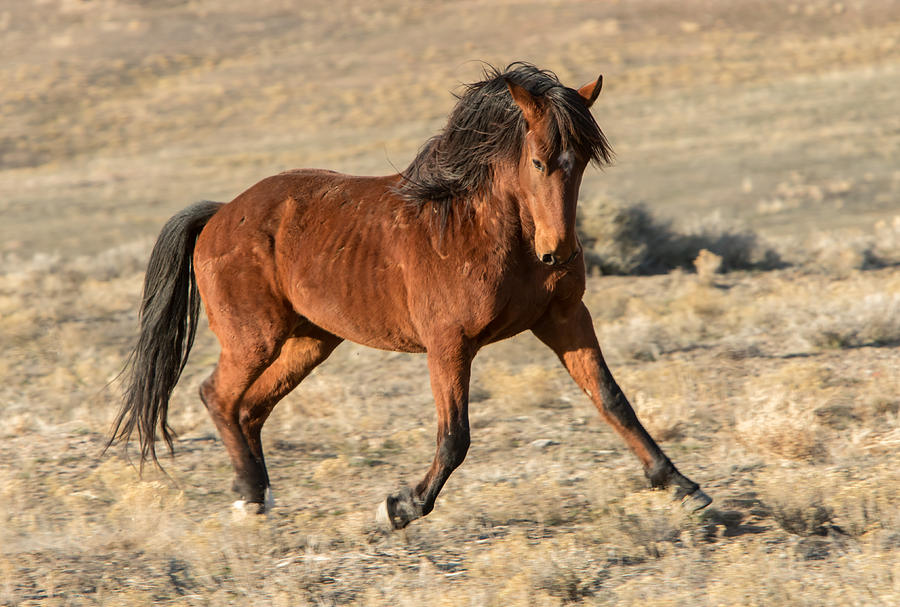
[107,63,711,529]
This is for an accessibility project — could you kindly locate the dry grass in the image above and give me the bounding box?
[4,234,899,605]
[3,0,900,605]
[577,198,781,276]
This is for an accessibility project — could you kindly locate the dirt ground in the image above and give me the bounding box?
[1,1,899,605]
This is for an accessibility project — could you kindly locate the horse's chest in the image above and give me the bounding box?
[459,263,585,345]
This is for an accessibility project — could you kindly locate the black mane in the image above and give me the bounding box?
[399,62,613,215]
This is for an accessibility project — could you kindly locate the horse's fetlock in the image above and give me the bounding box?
[646,458,676,489]
[378,487,423,530]
[232,475,267,504]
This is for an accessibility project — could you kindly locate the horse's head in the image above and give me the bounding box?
[506,75,605,267]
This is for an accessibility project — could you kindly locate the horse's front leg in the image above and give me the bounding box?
[376,341,472,530]
[532,302,711,511]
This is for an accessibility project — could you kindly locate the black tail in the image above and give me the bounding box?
[107,201,223,468]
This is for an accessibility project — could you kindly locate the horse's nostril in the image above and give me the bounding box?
[541,253,557,265]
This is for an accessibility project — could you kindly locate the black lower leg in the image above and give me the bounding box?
[417,429,469,515]
[646,457,699,499]
[382,429,469,529]
[232,456,268,504]
[598,372,700,498]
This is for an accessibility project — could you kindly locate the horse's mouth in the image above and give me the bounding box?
[561,248,580,265]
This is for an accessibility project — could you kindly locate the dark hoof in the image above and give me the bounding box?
[375,486,423,531]
[680,488,713,512]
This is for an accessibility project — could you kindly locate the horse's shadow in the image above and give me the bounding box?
[698,507,770,538]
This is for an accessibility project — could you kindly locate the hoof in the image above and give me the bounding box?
[231,486,274,520]
[374,486,423,531]
[681,488,713,513]
[375,499,393,531]
[265,487,275,512]
[231,498,270,520]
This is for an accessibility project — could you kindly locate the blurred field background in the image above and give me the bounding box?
[2,0,899,605]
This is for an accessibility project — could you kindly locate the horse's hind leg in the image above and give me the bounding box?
[231,326,342,512]
[199,340,286,512]
[200,323,342,513]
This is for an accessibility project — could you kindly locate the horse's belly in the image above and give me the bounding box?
[287,270,426,354]
[302,308,426,353]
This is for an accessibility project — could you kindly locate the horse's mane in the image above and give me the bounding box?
[398,62,613,217]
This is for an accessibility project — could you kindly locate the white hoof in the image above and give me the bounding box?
[375,499,392,531]
[682,489,713,512]
[231,493,271,520]
[232,499,251,520]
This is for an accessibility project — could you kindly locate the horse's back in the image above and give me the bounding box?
[194,169,426,352]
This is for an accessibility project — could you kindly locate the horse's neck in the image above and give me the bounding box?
[476,174,534,246]
[401,167,533,262]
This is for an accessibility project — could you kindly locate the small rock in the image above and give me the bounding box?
[529,439,560,450]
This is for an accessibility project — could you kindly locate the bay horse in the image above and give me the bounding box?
[108,63,711,529]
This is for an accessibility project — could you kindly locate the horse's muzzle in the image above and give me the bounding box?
[540,248,580,267]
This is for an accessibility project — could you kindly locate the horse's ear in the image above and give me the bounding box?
[577,75,603,108]
[505,79,541,127]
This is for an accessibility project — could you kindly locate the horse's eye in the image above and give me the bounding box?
[531,159,545,173]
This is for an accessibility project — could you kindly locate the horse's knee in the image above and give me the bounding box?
[438,428,470,469]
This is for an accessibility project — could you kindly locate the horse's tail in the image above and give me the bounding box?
[106,200,223,469]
